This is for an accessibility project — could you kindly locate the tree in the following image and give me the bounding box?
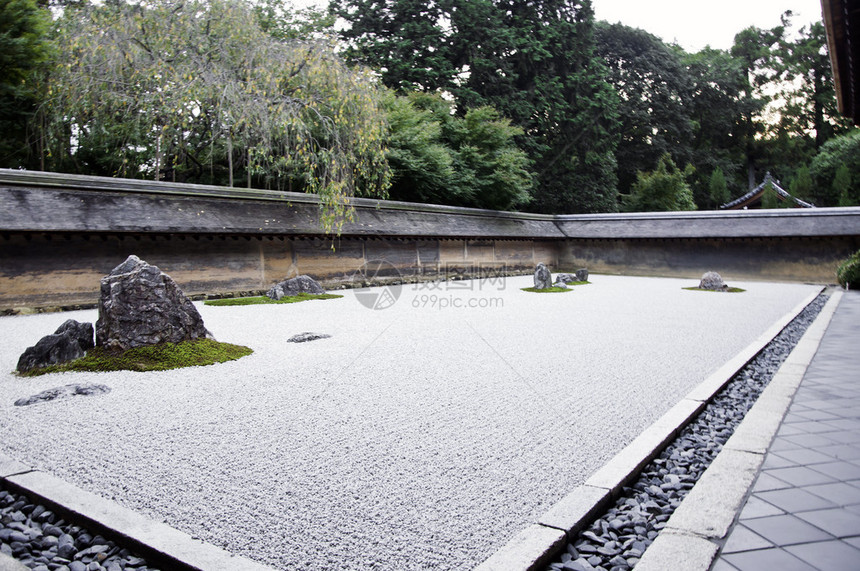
[834,165,856,207]
[731,20,786,189]
[594,22,693,196]
[761,182,780,209]
[330,0,455,92]
[449,0,620,213]
[41,0,389,233]
[384,92,532,210]
[709,168,730,208]
[774,21,852,149]
[622,154,696,212]
[0,0,52,168]
[789,165,813,204]
[682,48,750,207]
[809,130,860,207]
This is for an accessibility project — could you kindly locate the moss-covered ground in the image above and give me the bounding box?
[19,338,253,377]
[204,293,342,306]
[683,287,746,293]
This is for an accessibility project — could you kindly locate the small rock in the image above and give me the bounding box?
[287,332,332,343]
[15,384,110,407]
[698,271,728,291]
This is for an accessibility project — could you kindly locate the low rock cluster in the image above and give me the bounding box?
[0,488,157,570]
[546,293,827,571]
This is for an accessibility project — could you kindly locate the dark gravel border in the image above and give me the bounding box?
[545,293,828,571]
[0,486,158,571]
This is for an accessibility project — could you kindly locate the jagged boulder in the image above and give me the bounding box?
[267,275,325,300]
[576,269,589,282]
[533,263,553,290]
[699,271,728,291]
[96,255,210,350]
[555,273,576,284]
[17,320,95,373]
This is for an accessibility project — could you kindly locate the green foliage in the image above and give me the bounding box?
[595,22,693,197]
[622,154,696,212]
[330,0,455,92]
[41,0,389,234]
[204,293,342,306]
[810,130,860,206]
[384,92,532,210]
[709,168,730,207]
[837,250,860,289]
[254,0,335,41]
[0,0,52,168]
[760,182,780,209]
[335,0,619,214]
[452,0,621,214]
[834,165,856,207]
[521,286,573,293]
[20,339,253,376]
[681,48,749,206]
[789,166,814,203]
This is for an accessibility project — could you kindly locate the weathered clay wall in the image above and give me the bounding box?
[559,237,860,284]
[1,170,858,311]
[0,233,557,311]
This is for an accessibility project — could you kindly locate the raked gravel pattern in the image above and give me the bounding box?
[0,275,821,570]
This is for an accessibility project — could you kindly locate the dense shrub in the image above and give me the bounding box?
[837,250,860,289]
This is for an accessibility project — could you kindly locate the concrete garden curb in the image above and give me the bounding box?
[0,457,276,571]
[476,288,828,571]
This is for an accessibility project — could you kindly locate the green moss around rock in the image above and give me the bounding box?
[19,338,253,377]
[521,286,574,293]
[683,287,746,293]
[204,293,343,306]
[836,249,860,289]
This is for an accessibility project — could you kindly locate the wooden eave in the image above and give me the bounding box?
[822,0,860,124]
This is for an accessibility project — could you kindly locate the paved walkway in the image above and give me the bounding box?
[713,290,860,571]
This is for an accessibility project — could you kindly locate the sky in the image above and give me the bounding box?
[294,0,825,54]
[592,0,824,52]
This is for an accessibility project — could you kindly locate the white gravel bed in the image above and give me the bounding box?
[0,274,820,570]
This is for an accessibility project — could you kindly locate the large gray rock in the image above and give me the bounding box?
[576,269,589,282]
[96,255,210,350]
[533,263,553,290]
[16,320,94,373]
[699,271,728,291]
[267,275,325,300]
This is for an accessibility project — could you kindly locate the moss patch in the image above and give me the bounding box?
[204,293,343,306]
[683,287,746,293]
[19,338,253,377]
[521,286,574,293]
